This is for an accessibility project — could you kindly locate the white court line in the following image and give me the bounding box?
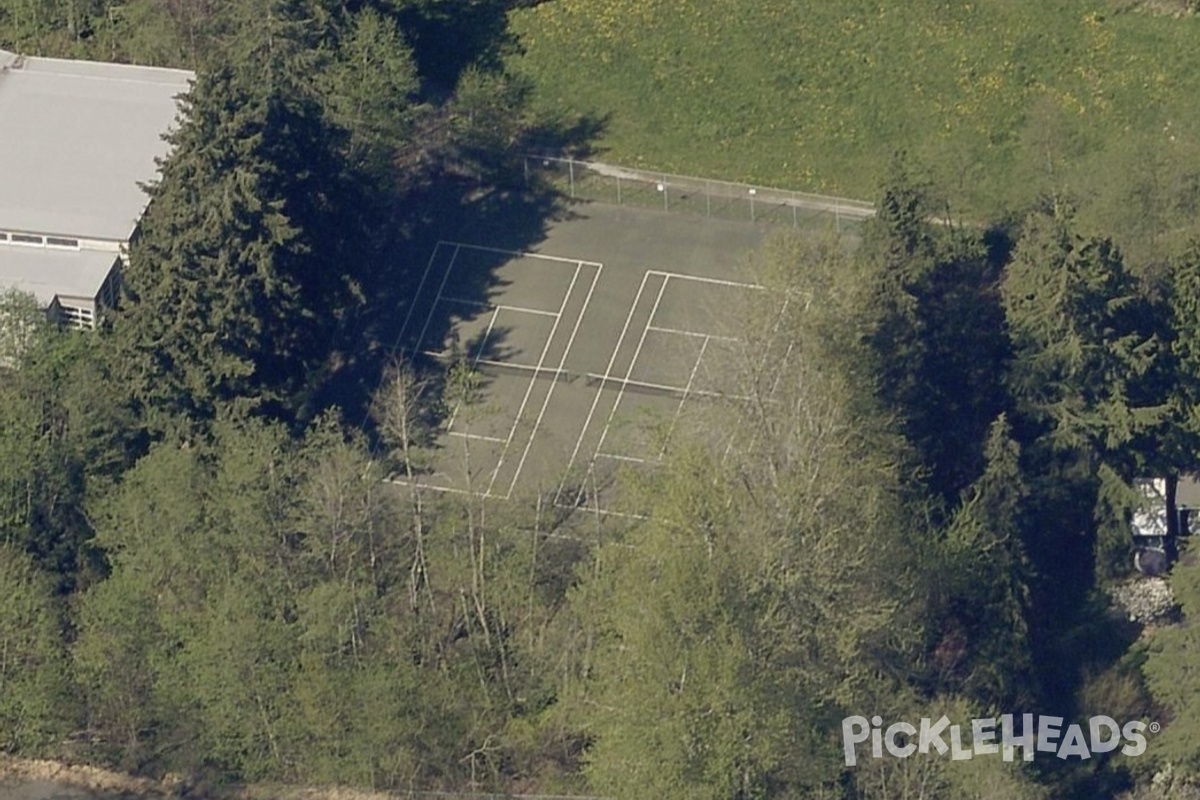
[646,325,740,343]
[647,269,761,290]
[486,262,583,496]
[440,297,562,318]
[393,242,446,353]
[722,294,793,467]
[555,269,655,506]
[470,358,570,376]
[413,245,462,356]
[420,352,571,379]
[660,335,709,460]
[443,241,602,267]
[449,431,507,443]
[584,373,752,401]
[506,262,603,499]
[592,275,670,465]
[385,478,496,499]
[596,452,647,464]
[585,373,684,396]
[552,500,648,521]
[445,304,500,431]
[768,341,796,398]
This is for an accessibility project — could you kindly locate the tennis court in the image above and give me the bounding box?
[392,203,770,515]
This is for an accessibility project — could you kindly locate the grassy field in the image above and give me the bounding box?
[509,0,1200,222]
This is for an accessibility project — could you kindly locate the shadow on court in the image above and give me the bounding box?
[314,165,585,431]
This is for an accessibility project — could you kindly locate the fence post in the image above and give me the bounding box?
[706,180,711,217]
[663,175,668,211]
[616,175,622,205]
[569,160,575,198]
[523,156,529,187]
[792,202,797,228]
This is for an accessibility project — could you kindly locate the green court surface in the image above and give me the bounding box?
[392,202,788,516]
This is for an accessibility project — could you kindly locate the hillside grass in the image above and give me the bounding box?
[509,0,1200,228]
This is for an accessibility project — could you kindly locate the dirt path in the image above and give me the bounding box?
[0,759,174,800]
[0,777,146,799]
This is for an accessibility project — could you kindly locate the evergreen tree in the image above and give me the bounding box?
[1162,241,1200,470]
[387,0,515,92]
[1002,210,1165,470]
[926,415,1038,709]
[856,164,1010,502]
[113,57,364,433]
[318,7,421,175]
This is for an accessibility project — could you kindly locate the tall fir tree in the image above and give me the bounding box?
[926,415,1038,709]
[1002,209,1165,469]
[112,53,364,434]
[856,162,1010,503]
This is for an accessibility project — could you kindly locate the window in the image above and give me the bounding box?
[11,233,43,246]
[46,237,79,249]
[59,304,94,329]
[0,232,8,242]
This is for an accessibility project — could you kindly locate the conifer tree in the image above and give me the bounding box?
[1002,210,1164,467]
[113,55,363,433]
[856,164,1010,501]
[928,415,1038,708]
[1163,241,1200,469]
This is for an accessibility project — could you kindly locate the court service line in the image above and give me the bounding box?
[438,297,562,318]
[595,452,647,464]
[413,244,462,359]
[420,353,573,378]
[393,242,446,353]
[444,304,500,431]
[448,431,507,444]
[646,325,740,343]
[505,262,604,499]
[582,373,754,402]
[486,262,583,496]
[552,500,648,522]
[660,334,710,460]
[385,478,492,499]
[591,275,671,466]
[646,269,761,290]
[722,293,793,468]
[442,240,603,267]
[555,269,656,506]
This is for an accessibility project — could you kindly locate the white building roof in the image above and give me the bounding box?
[0,247,120,305]
[0,49,191,242]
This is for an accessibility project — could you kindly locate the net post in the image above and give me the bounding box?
[663,175,668,211]
[706,180,711,217]
[523,156,529,187]
[617,174,622,204]
[793,201,798,228]
[569,159,575,198]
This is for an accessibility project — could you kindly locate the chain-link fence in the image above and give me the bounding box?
[524,155,875,233]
